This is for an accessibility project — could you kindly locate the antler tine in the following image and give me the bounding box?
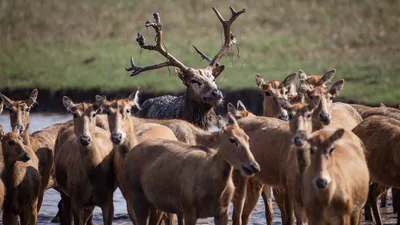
[125,56,170,77]
[126,11,188,77]
[208,6,246,67]
[192,45,220,67]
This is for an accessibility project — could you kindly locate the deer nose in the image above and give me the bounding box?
[111,133,122,145]
[79,135,91,146]
[318,113,331,124]
[211,90,223,99]
[250,162,260,173]
[293,136,305,147]
[278,115,289,121]
[21,153,30,162]
[315,178,328,189]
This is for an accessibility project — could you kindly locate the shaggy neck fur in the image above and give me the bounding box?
[178,90,217,130]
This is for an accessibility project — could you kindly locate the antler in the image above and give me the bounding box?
[193,6,246,67]
[125,12,189,77]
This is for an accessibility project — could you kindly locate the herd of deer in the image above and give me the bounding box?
[0,5,399,225]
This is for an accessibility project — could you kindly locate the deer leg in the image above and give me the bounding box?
[148,207,164,225]
[214,212,229,225]
[341,214,351,225]
[380,190,388,207]
[21,200,38,225]
[3,208,18,225]
[60,192,72,225]
[392,188,400,225]
[183,211,197,225]
[368,183,387,225]
[274,187,287,224]
[84,206,95,225]
[282,188,294,225]
[129,191,152,225]
[86,214,94,225]
[262,186,274,225]
[350,210,361,225]
[177,213,184,225]
[232,171,248,225]
[100,195,114,225]
[72,206,86,225]
[242,178,264,225]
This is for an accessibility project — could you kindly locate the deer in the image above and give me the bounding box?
[0,123,5,209]
[125,7,245,130]
[1,124,42,225]
[0,89,53,213]
[299,128,369,225]
[122,113,259,225]
[95,92,179,225]
[54,97,115,225]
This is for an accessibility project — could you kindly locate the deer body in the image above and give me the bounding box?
[55,99,115,225]
[1,129,41,225]
[301,128,369,225]
[123,115,259,225]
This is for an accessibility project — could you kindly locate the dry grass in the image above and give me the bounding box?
[0,0,399,103]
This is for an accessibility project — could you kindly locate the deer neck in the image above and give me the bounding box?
[195,130,221,149]
[121,116,138,153]
[207,150,233,186]
[21,126,32,147]
[178,91,216,130]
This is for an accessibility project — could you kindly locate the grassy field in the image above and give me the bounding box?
[0,0,399,104]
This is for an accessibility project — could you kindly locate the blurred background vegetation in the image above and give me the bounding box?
[0,0,399,104]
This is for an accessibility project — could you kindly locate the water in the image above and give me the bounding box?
[0,113,280,225]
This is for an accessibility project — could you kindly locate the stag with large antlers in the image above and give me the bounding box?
[126,7,246,130]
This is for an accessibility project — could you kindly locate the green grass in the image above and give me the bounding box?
[0,0,399,104]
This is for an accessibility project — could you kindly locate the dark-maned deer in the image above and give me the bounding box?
[126,7,245,130]
[0,90,52,212]
[123,113,259,225]
[54,97,115,225]
[300,128,369,225]
[1,124,41,225]
[95,92,178,225]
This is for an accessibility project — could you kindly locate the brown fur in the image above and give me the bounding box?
[300,128,369,225]
[54,98,115,225]
[361,107,400,120]
[1,128,41,225]
[95,93,179,224]
[0,124,5,209]
[123,114,259,225]
[353,115,400,225]
[350,104,372,115]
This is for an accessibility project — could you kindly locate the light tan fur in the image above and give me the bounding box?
[300,128,369,225]
[54,97,115,225]
[123,114,259,225]
[1,126,41,225]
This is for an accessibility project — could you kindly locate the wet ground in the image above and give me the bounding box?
[0,113,398,225]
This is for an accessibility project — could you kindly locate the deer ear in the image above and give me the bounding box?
[0,99,3,115]
[129,87,142,110]
[217,115,226,129]
[279,72,297,88]
[329,128,345,143]
[0,93,14,109]
[62,96,75,112]
[95,95,108,111]
[227,112,238,126]
[380,103,386,108]
[255,73,265,88]
[227,103,237,115]
[317,69,336,86]
[237,100,247,111]
[27,89,38,107]
[280,100,293,111]
[329,79,345,96]
[212,65,225,78]
[299,70,308,81]
[0,124,4,138]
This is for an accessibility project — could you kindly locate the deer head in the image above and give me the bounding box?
[126,7,245,107]
[62,97,100,147]
[217,113,260,177]
[255,72,297,120]
[0,89,38,132]
[227,100,255,120]
[298,69,336,93]
[304,128,345,190]
[1,124,31,163]
[95,90,140,146]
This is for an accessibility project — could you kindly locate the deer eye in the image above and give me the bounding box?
[8,140,14,145]
[190,80,202,86]
[329,96,334,100]
[265,91,271,96]
[25,108,30,112]
[306,113,311,119]
[229,137,238,146]
[329,147,335,155]
[310,148,315,155]
[126,109,131,114]
[92,113,96,118]
[288,114,293,120]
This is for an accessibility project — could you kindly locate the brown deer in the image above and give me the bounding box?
[54,97,115,225]
[95,92,178,225]
[126,7,245,130]
[0,89,52,212]
[123,113,259,225]
[1,124,42,225]
[0,123,5,209]
[300,128,369,225]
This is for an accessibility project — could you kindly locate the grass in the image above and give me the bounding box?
[0,0,399,104]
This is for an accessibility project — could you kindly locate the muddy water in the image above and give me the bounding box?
[0,114,397,225]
